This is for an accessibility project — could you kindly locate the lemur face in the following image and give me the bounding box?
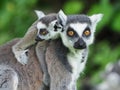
[35,11,61,41]
[57,10,103,50]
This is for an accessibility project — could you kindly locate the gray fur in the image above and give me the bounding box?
[0,65,18,90]
[53,38,72,73]
[67,15,91,25]
[81,48,88,63]
[0,39,47,90]
[35,41,50,86]
[40,14,57,26]
[46,39,76,90]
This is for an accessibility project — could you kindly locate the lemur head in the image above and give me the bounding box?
[34,10,61,41]
[56,10,103,51]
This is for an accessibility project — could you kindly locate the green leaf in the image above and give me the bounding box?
[111,13,120,32]
[88,0,114,32]
[63,1,84,14]
[0,33,12,45]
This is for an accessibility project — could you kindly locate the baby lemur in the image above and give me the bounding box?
[12,10,60,65]
[12,10,61,86]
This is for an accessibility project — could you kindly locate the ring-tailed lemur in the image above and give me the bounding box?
[54,10,103,89]
[12,11,61,86]
[12,10,61,65]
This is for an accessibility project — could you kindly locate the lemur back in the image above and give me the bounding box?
[0,39,46,90]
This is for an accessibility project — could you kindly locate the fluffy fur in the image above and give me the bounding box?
[12,11,61,86]
[56,10,103,89]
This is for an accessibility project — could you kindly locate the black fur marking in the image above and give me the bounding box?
[54,22,63,32]
[54,38,73,73]
[81,56,85,63]
[81,49,88,63]
[67,15,91,25]
[58,16,64,27]
[61,29,64,32]
[82,27,91,38]
[67,27,78,38]
[74,38,86,49]
[40,14,57,26]
[54,24,58,31]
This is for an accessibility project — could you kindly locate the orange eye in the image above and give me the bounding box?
[40,29,48,35]
[42,31,47,35]
[68,31,74,36]
[84,30,90,36]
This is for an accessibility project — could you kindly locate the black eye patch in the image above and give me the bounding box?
[54,22,62,32]
[39,28,48,35]
[82,27,91,37]
[54,24,58,31]
[67,27,78,37]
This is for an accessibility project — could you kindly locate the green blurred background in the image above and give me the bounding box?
[0,0,120,89]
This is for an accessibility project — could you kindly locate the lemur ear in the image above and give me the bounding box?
[35,10,45,19]
[57,10,67,26]
[89,14,103,25]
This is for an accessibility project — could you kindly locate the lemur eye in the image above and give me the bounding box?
[67,31,75,37]
[83,28,91,37]
[40,29,48,35]
[67,27,75,37]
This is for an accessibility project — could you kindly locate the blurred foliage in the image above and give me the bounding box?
[63,1,84,14]
[0,0,120,90]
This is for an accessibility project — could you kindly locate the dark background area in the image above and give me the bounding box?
[0,0,120,89]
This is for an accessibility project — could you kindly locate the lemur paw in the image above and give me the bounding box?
[14,50,29,65]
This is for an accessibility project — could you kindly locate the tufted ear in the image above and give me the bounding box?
[89,14,103,25]
[35,10,45,19]
[57,10,67,26]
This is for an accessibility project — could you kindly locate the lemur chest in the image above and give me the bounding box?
[67,50,87,79]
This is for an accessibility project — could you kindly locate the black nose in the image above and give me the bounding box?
[74,38,86,49]
[35,35,44,41]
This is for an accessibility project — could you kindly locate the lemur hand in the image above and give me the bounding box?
[12,49,29,65]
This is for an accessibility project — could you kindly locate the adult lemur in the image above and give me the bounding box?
[12,10,60,65]
[54,10,103,89]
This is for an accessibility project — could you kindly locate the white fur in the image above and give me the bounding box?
[70,23,88,37]
[68,50,87,79]
[36,22,51,40]
[12,43,29,65]
[60,31,75,53]
[70,23,94,46]
[0,65,18,90]
[48,20,60,39]
[35,10,45,19]
[37,22,47,30]
[66,49,88,90]
[12,49,28,65]
[12,70,18,90]
[58,10,67,26]
[89,14,103,26]
[36,20,61,40]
